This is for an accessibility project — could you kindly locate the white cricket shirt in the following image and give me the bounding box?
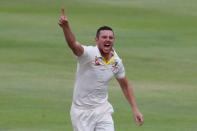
[73,45,125,108]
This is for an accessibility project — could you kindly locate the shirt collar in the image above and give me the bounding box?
[95,46,120,65]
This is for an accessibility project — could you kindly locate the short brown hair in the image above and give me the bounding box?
[96,26,114,38]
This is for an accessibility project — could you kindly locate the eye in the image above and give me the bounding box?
[109,36,114,39]
[102,36,107,39]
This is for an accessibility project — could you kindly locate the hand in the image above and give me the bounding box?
[134,110,144,126]
[58,8,69,28]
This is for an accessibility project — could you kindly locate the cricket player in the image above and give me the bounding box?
[58,8,144,131]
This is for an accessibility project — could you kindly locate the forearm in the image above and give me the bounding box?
[122,84,138,111]
[62,24,77,50]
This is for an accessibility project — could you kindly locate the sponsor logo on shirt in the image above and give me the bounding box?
[112,62,118,69]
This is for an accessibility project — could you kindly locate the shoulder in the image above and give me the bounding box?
[76,45,98,65]
[82,45,98,54]
[82,45,101,59]
[113,50,123,63]
[113,50,126,79]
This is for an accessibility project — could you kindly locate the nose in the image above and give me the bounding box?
[105,37,110,42]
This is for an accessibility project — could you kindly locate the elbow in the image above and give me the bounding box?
[67,39,76,47]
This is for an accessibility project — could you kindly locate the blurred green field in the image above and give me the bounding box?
[0,0,197,130]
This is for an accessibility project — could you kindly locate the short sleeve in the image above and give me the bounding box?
[75,45,93,65]
[114,60,125,79]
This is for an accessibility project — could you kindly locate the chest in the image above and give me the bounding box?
[89,58,119,82]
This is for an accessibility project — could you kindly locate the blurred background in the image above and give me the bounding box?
[0,0,197,130]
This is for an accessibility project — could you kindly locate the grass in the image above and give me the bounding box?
[0,0,197,130]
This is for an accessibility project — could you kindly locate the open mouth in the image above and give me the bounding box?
[104,43,110,47]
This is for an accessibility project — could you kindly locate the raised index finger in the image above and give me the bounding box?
[62,8,66,18]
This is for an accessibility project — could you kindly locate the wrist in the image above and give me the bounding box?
[132,107,139,112]
[62,24,69,29]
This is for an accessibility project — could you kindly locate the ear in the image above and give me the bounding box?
[95,37,99,46]
[95,37,98,42]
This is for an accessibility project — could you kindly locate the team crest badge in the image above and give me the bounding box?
[95,56,101,65]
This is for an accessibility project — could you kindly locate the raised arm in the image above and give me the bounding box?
[116,76,144,126]
[58,8,84,56]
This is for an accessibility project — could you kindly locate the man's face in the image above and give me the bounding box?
[95,30,114,55]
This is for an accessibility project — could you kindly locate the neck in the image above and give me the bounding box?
[102,53,111,60]
[100,51,113,62]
